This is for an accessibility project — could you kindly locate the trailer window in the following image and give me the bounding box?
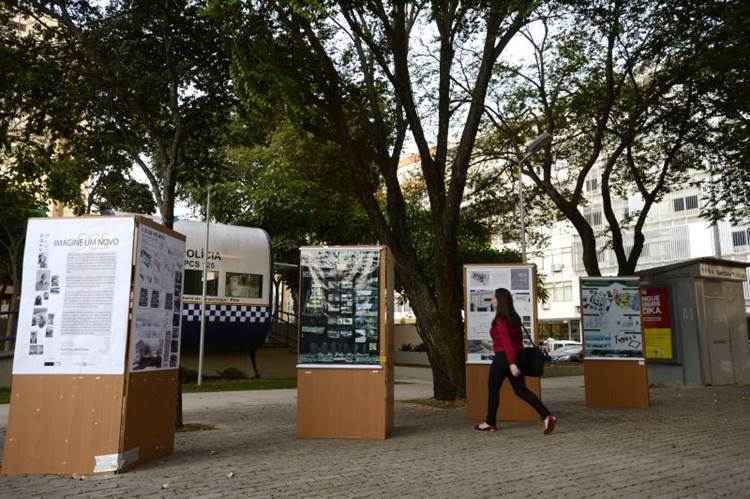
[183,270,219,296]
[225,273,263,299]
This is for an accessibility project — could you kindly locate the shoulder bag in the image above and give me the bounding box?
[518,326,545,377]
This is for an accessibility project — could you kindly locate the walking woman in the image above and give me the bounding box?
[474,288,557,433]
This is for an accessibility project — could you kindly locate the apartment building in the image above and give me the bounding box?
[392,152,750,337]
[530,173,750,341]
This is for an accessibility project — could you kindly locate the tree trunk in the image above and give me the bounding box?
[160,195,175,229]
[6,276,20,352]
[425,316,467,400]
[620,230,646,276]
[406,271,466,400]
[567,214,601,277]
[6,241,22,351]
[0,283,7,351]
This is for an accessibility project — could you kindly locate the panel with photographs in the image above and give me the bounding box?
[298,248,381,365]
[129,224,185,371]
[464,265,536,364]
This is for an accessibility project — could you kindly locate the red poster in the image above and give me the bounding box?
[640,287,671,328]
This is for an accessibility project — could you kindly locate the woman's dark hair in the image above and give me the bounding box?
[494,288,522,328]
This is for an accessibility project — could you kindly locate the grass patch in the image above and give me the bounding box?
[0,387,10,405]
[182,378,296,393]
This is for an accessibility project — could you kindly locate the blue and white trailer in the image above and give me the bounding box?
[174,220,272,376]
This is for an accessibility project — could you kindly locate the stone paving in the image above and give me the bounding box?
[1,375,749,498]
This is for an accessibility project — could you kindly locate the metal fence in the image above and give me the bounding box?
[268,309,299,351]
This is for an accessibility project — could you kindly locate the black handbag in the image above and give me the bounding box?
[518,326,545,377]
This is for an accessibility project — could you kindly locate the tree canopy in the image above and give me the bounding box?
[479,0,718,276]
[8,0,237,227]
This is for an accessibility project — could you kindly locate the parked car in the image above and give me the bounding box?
[549,344,583,362]
[542,339,581,353]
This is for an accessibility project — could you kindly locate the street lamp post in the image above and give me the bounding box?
[516,132,551,263]
[197,186,211,386]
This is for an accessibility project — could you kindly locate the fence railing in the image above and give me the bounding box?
[268,309,299,351]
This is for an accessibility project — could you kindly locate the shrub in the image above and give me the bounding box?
[180,367,198,383]
[400,343,427,352]
[216,367,249,380]
[413,343,428,352]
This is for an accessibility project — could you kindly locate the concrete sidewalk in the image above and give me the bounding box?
[1,376,749,498]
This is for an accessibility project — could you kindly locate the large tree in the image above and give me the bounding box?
[229,1,536,399]
[5,1,237,426]
[479,0,714,276]
[200,118,378,299]
[692,0,750,224]
[9,0,236,228]
[199,113,537,318]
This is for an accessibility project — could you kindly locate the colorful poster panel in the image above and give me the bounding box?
[580,277,643,360]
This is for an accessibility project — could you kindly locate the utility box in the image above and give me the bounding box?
[637,257,750,385]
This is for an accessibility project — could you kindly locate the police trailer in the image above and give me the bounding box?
[174,220,272,378]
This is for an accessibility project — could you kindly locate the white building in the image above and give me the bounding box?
[393,151,750,337]
[529,176,750,341]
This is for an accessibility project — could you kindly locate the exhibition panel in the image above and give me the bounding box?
[296,246,394,440]
[3,216,185,475]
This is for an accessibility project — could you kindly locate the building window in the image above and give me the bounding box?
[674,195,699,213]
[184,270,219,296]
[225,273,263,299]
[732,230,749,248]
[584,211,603,226]
[586,178,599,193]
[551,283,573,302]
[685,195,699,210]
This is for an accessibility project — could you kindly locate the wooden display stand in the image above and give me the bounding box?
[296,246,394,440]
[579,276,650,409]
[465,365,542,423]
[584,359,649,409]
[463,264,543,423]
[3,216,185,475]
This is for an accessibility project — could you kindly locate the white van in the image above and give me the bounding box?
[542,338,581,352]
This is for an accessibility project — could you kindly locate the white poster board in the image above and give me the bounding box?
[464,264,536,364]
[580,277,643,360]
[129,223,185,371]
[12,218,135,375]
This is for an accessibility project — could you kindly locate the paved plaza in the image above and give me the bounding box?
[0,374,749,498]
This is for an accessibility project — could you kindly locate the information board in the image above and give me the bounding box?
[464,265,535,364]
[129,223,186,371]
[298,247,381,366]
[641,287,673,360]
[580,277,643,360]
[12,218,135,375]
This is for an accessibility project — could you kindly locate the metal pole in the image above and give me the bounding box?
[197,186,211,386]
[517,164,527,263]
